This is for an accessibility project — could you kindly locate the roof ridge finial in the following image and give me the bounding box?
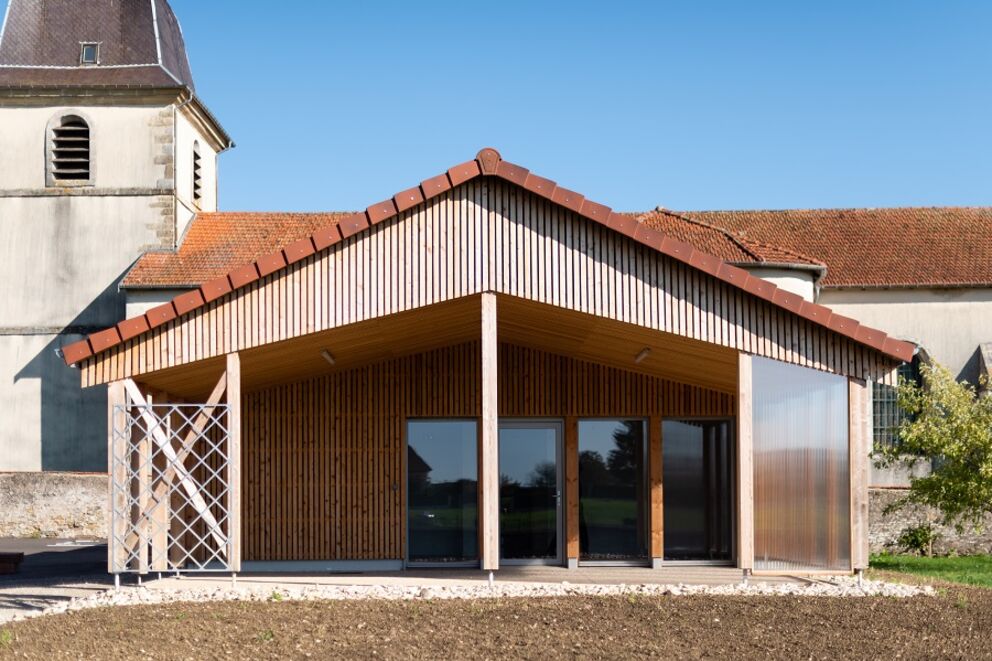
[476,147,502,174]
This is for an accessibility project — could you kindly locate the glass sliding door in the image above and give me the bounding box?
[662,420,735,563]
[752,357,850,571]
[578,419,649,563]
[499,421,562,564]
[407,420,478,565]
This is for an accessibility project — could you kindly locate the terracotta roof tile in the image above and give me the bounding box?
[679,207,992,289]
[123,212,350,288]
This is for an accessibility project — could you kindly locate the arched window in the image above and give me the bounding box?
[192,140,203,206]
[49,115,92,185]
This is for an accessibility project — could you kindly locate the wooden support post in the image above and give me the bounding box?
[107,381,127,575]
[150,393,169,572]
[650,415,663,568]
[480,293,499,571]
[136,391,152,575]
[849,377,870,571]
[737,353,754,571]
[565,416,579,568]
[227,352,243,573]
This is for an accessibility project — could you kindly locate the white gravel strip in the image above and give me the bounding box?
[9,577,932,623]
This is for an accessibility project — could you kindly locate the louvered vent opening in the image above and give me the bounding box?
[52,117,91,182]
[193,142,203,205]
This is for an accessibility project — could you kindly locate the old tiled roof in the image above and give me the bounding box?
[0,0,193,89]
[62,148,915,366]
[680,207,992,289]
[125,213,351,288]
[634,209,824,269]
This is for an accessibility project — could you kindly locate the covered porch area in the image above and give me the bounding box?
[105,292,864,579]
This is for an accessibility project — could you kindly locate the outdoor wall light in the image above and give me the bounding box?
[320,349,336,366]
[634,347,652,364]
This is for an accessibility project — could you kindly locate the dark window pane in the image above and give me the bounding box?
[663,420,734,561]
[499,425,560,561]
[407,420,478,563]
[578,420,648,561]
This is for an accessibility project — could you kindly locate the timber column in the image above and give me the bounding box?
[737,353,754,572]
[480,293,499,571]
[227,352,243,574]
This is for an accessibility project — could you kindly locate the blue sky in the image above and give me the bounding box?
[7,1,991,212]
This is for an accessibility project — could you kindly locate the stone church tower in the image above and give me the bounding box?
[0,0,231,473]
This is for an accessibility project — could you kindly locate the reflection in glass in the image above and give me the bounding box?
[578,420,648,561]
[663,420,734,561]
[499,425,560,561]
[752,357,850,571]
[407,420,478,563]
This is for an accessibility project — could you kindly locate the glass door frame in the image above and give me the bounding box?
[660,416,738,567]
[498,418,565,566]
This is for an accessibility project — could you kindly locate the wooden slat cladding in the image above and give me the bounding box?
[241,342,733,561]
[82,180,900,386]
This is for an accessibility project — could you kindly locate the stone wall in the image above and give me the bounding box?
[869,488,992,555]
[0,472,106,538]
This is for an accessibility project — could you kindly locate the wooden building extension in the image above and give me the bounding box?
[67,149,909,576]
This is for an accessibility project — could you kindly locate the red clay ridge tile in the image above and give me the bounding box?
[62,338,93,365]
[883,337,916,363]
[580,200,611,225]
[228,263,260,289]
[607,212,639,236]
[173,289,206,316]
[827,313,860,336]
[117,316,150,342]
[552,187,585,214]
[715,263,750,287]
[476,147,502,174]
[338,212,370,239]
[256,250,288,277]
[448,160,481,187]
[523,173,557,199]
[798,300,833,325]
[366,200,397,225]
[771,288,804,314]
[660,236,695,261]
[495,161,529,186]
[394,186,425,213]
[420,173,452,199]
[200,276,233,303]
[743,275,777,301]
[855,326,888,352]
[689,250,723,277]
[312,225,342,251]
[283,237,316,265]
[89,327,122,353]
[145,302,177,329]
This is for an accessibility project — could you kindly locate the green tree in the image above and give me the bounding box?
[877,362,992,534]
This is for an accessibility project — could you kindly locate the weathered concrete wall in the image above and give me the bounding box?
[869,488,992,555]
[819,288,992,383]
[0,472,106,538]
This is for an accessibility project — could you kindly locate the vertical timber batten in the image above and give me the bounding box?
[480,293,499,571]
[108,381,126,575]
[849,377,870,570]
[737,353,754,571]
[227,352,243,573]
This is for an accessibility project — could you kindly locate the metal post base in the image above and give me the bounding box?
[741,568,752,586]
[114,574,121,590]
[488,571,494,588]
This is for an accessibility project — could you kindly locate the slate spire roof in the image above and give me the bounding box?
[0,0,194,88]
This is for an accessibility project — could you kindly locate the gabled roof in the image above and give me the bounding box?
[61,148,916,367]
[680,207,992,289]
[0,0,193,89]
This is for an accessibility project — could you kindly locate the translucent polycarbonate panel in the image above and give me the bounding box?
[663,420,735,562]
[407,420,478,564]
[578,420,649,562]
[752,357,850,571]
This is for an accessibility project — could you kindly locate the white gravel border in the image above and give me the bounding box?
[10,577,932,623]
